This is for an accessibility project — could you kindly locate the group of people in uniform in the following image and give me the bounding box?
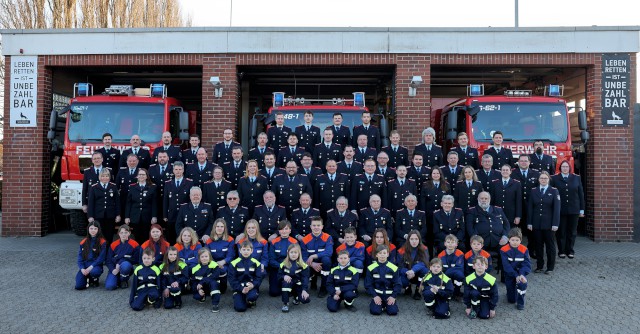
[75,110,585,316]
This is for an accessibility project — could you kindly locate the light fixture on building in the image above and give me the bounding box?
[209,76,223,98]
[409,76,422,97]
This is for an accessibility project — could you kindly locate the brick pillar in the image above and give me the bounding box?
[202,54,239,152]
[395,55,432,152]
[585,53,635,241]
[2,56,52,236]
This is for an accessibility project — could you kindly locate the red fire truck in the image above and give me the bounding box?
[47,83,196,235]
[434,84,588,171]
[250,92,390,147]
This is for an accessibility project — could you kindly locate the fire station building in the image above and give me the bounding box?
[1,27,639,241]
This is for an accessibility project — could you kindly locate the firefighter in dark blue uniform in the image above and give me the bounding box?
[440,151,464,193]
[432,195,465,253]
[530,140,555,173]
[215,191,249,237]
[394,195,427,246]
[272,161,313,217]
[551,160,585,258]
[82,152,110,215]
[325,197,359,245]
[454,167,484,214]
[365,244,402,316]
[119,135,151,170]
[527,172,560,274]
[228,241,265,312]
[96,133,120,170]
[212,128,240,165]
[185,148,215,187]
[489,165,522,226]
[313,129,343,172]
[124,169,158,243]
[313,160,350,220]
[511,155,541,257]
[336,146,363,182]
[222,147,246,190]
[419,168,451,216]
[236,161,266,217]
[175,187,214,242]
[87,169,121,243]
[181,134,201,165]
[350,159,387,211]
[116,155,139,217]
[413,127,443,168]
[451,132,480,169]
[387,166,417,218]
[484,131,514,169]
[201,166,232,216]
[358,195,394,245]
[277,133,306,168]
[407,153,431,195]
[247,132,273,170]
[329,113,352,149]
[129,248,161,310]
[352,111,381,150]
[294,111,321,155]
[382,130,410,168]
[298,153,323,189]
[152,131,182,164]
[148,152,173,221]
[253,190,287,239]
[291,194,321,241]
[476,154,501,191]
[465,191,510,252]
[163,162,192,244]
[376,152,397,182]
[266,112,292,153]
[353,134,377,164]
[259,152,284,190]
[326,250,360,312]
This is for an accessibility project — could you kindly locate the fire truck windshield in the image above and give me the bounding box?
[276,109,366,134]
[470,102,568,142]
[68,102,164,143]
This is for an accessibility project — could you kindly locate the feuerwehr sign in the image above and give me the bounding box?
[602,53,631,126]
[9,56,38,127]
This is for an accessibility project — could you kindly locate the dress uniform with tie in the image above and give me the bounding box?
[96,146,121,170]
[116,167,139,216]
[313,142,343,172]
[175,202,214,239]
[152,145,182,164]
[163,177,193,243]
[148,163,174,220]
[181,147,200,165]
[330,125,352,149]
[406,165,431,194]
[336,160,363,183]
[82,166,111,207]
[212,141,240,165]
[387,178,417,217]
[550,172,585,257]
[185,161,215,187]
[527,185,560,272]
[485,146,514,169]
[88,181,120,243]
[236,175,267,217]
[489,178,522,224]
[248,146,274,170]
[451,146,480,169]
[277,146,306,168]
[350,173,387,211]
[419,182,451,216]
[414,144,444,168]
[272,174,313,217]
[325,209,359,244]
[313,173,350,218]
[432,208,465,253]
[119,146,151,170]
[353,146,377,164]
[252,204,287,238]
[260,166,285,190]
[453,180,484,214]
[295,124,321,155]
[377,166,397,183]
[382,145,410,169]
[465,205,510,251]
[440,165,464,193]
[358,207,394,243]
[201,179,232,216]
[266,125,292,153]
[352,124,381,151]
[290,206,321,239]
[475,168,501,192]
[216,205,249,237]
[530,153,555,173]
[125,183,158,242]
[222,160,247,190]
[393,208,427,246]
[299,166,323,189]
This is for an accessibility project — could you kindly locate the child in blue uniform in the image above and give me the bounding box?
[326,250,360,312]
[268,220,298,297]
[140,224,170,266]
[236,219,268,271]
[205,218,236,294]
[365,228,397,267]
[105,225,140,290]
[191,248,222,312]
[464,235,492,276]
[228,240,264,312]
[175,227,202,270]
[335,227,365,274]
[365,244,402,316]
[75,221,107,290]
[302,216,334,298]
[500,227,531,310]
[159,246,189,309]
[130,247,161,311]
[396,230,429,300]
[464,256,499,319]
[437,234,465,298]
[420,258,454,319]
[278,243,311,312]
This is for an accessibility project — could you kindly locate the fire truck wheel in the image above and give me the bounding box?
[70,210,88,236]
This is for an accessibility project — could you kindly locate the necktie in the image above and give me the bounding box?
[427,145,431,152]
[250,177,255,183]
[306,126,310,131]
[303,209,308,215]
[538,155,542,161]
[368,176,373,182]
[259,148,264,154]
[306,169,310,175]
[468,181,471,188]
[133,148,138,155]
[176,180,180,188]
[446,212,450,217]
[373,210,378,215]
[103,184,107,190]
[225,144,229,150]
[541,187,546,194]
[381,169,385,175]
[200,165,204,172]
[216,182,220,188]
[451,168,455,174]
[160,166,165,174]
[400,180,404,186]
[130,169,134,176]
[192,150,196,155]
[463,148,466,154]
[347,163,351,169]
[409,210,414,217]
[268,207,272,213]
[95,168,99,175]
[394,146,398,153]
[326,144,330,149]
[291,147,295,154]
[268,169,272,177]
[434,182,439,188]
[523,170,527,178]
[496,148,500,154]
[194,204,198,210]
[335,126,339,132]
[361,148,365,154]
[504,180,507,186]
[330,175,334,182]
[564,176,568,181]
[290,177,294,182]
[486,171,490,177]
[235,163,240,169]
[340,213,344,218]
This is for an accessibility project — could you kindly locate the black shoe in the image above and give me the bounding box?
[558,254,566,259]
[568,254,575,259]
[310,278,318,290]
[534,268,544,273]
[544,270,553,275]
[292,297,300,305]
[530,254,537,260]
[211,305,220,313]
[248,301,257,307]
[412,288,422,300]
[91,279,100,288]
[404,286,412,296]
[281,304,289,313]
[175,301,182,309]
[468,309,477,319]
[120,281,129,289]
[517,304,525,310]
[345,304,358,312]
[318,288,328,298]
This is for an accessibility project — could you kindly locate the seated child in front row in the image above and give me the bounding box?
[278,243,311,312]
[335,227,365,274]
[228,240,264,312]
[437,234,465,297]
[464,235,493,276]
[269,220,298,297]
[464,256,498,319]
[190,248,222,313]
[175,227,202,271]
[75,221,107,290]
[365,244,402,316]
[500,227,531,310]
[105,225,140,290]
[420,258,454,319]
[326,250,360,313]
[159,246,189,309]
[130,247,161,311]
[396,230,429,300]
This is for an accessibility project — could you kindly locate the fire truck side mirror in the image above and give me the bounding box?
[446,108,460,141]
[47,110,57,140]
[580,131,589,144]
[379,116,390,147]
[178,111,189,140]
[249,117,259,148]
[578,109,587,131]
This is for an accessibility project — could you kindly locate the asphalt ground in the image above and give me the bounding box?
[1,232,639,334]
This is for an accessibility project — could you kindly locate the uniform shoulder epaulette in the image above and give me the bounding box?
[456,180,465,183]
[119,166,127,170]
[500,244,511,253]
[292,208,300,212]
[149,163,157,167]
[84,167,92,171]
[277,205,285,209]
[180,203,188,206]
[240,206,248,210]
[218,205,226,211]
[222,161,231,165]
[468,206,476,210]
[454,208,462,211]
[397,208,406,212]
[417,209,425,213]
[381,208,390,213]
[338,172,348,176]
[255,205,263,208]
[512,179,521,182]
[108,181,116,185]
[434,209,441,213]
[270,236,282,244]
[327,209,335,213]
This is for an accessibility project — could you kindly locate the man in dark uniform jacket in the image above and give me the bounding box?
[212,128,240,165]
[350,159,387,211]
[216,191,249,237]
[489,165,522,226]
[484,131,514,169]
[511,155,541,257]
[382,130,410,168]
[247,132,273,170]
[329,112,352,149]
[119,135,151,170]
[432,195,465,253]
[298,153,323,189]
[185,148,215,187]
[163,161,192,243]
[152,131,182,164]
[476,154,501,191]
[386,165,417,218]
[294,110,321,155]
[175,187,214,242]
[440,151,464,192]
[82,152,111,213]
[450,132,479,169]
[376,151,397,183]
[291,193,321,241]
[314,160,350,219]
[313,128,343,172]
[96,133,120,170]
[252,190,287,239]
[222,146,246,189]
[266,112,292,153]
[201,167,232,216]
[406,152,431,194]
[351,110,381,150]
[394,195,427,246]
[272,161,313,217]
[353,134,377,164]
[277,133,306,168]
[87,170,120,243]
[336,145,363,182]
[413,127,443,168]
[181,134,201,165]
[358,194,394,244]
[148,151,174,221]
[466,192,510,251]
[325,197,359,245]
[530,140,555,173]
[453,176,484,214]
[115,154,139,217]
[260,152,284,190]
